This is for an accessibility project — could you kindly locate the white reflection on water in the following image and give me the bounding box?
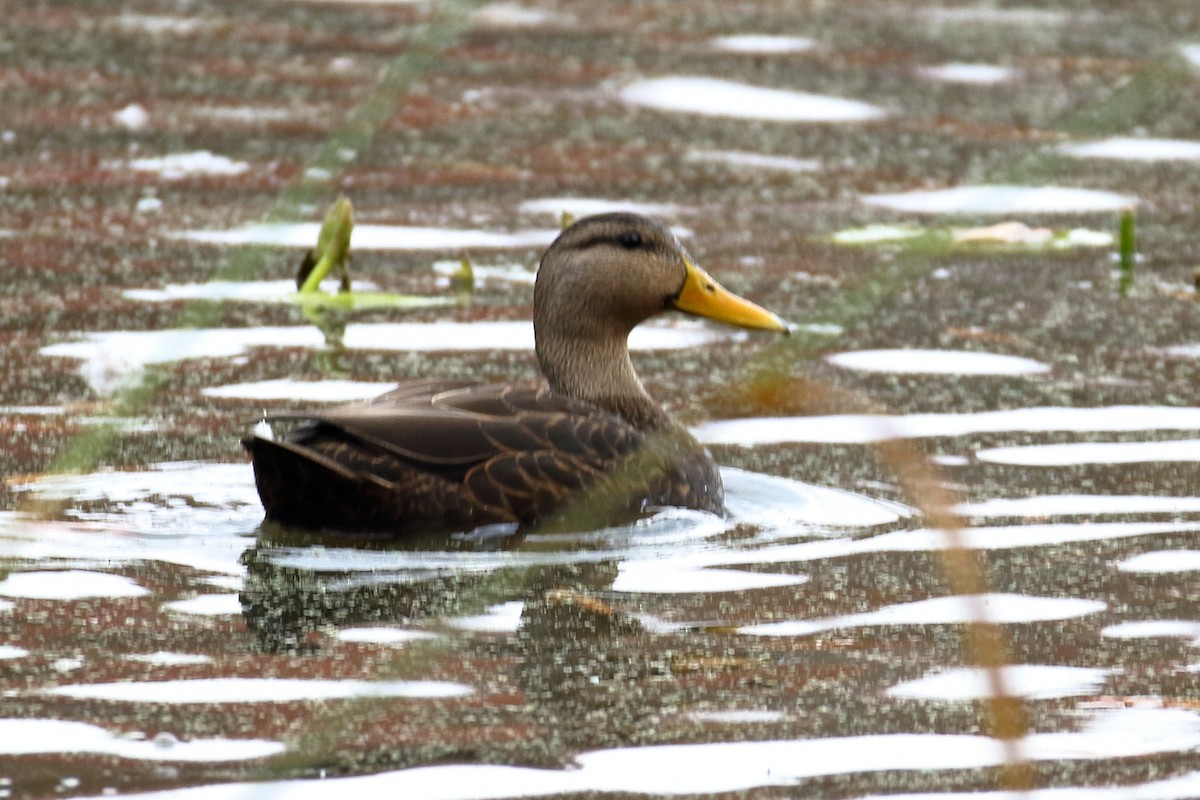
[1162,343,1200,360]
[721,467,911,530]
[861,185,1136,214]
[170,223,558,250]
[832,223,925,244]
[1101,620,1200,646]
[5,461,258,573]
[446,601,527,633]
[113,103,149,130]
[163,594,243,616]
[612,565,807,595]
[470,3,566,28]
[887,664,1110,700]
[0,405,67,416]
[620,76,886,122]
[124,652,214,666]
[922,7,1069,26]
[124,279,378,303]
[825,348,1050,375]
[919,63,1015,84]
[0,718,282,762]
[0,569,148,600]
[335,627,438,645]
[742,593,1106,637]
[694,405,1200,445]
[0,515,250,577]
[107,14,208,35]
[1118,550,1200,573]
[601,520,1198,591]
[709,35,816,54]
[123,151,249,179]
[860,521,1200,552]
[66,707,1200,799]
[195,105,314,123]
[957,495,1200,519]
[686,150,820,173]
[1059,137,1200,162]
[976,439,1200,466]
[44,677,472,703]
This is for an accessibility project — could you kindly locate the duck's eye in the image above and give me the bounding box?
[618,230,643,249]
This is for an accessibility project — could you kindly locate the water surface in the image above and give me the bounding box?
[5,0,1200,797]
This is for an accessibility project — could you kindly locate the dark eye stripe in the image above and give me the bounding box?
[619,230,643,249]
[570,229,656,252]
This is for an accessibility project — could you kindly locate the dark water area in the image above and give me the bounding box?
[3,1,1200,798]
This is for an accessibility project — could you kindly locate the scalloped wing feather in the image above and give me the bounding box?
[250,379,665,532]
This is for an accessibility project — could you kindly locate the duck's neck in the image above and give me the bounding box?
[536,327,670,430]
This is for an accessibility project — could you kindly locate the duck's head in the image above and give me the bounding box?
[532,212,790,418]
[533,212,791,340]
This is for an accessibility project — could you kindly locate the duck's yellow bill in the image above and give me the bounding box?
[672,259,792,333]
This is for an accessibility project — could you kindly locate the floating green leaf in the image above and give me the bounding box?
[297,197,354,294]
[291,291,456,311]
[450,254,475,294]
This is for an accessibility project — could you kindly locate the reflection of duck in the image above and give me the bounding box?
[245,213,789,535]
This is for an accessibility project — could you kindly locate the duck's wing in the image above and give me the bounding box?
[309,382,641,467]
[247,380,650,532]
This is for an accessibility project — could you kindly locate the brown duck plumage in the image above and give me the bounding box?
[244,213,789,535]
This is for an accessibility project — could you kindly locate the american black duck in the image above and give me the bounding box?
[245,212,790,535]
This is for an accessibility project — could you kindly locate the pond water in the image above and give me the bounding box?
[4,0,1200,798]
[42,319,744,393]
